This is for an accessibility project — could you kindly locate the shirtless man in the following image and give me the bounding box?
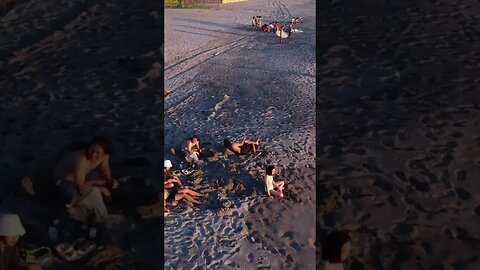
[223,137,259,155]
[183,135,202,164]
[54,136,118,204]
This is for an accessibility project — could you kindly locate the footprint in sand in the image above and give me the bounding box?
[455,187,472,200]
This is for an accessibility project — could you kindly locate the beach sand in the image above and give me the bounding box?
[1,1,163,269]
[318,0,480,269]
[164,0,315,269]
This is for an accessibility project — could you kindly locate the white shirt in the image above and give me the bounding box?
[265,175,274,192]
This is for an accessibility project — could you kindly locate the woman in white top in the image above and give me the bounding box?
[264,165,285,198]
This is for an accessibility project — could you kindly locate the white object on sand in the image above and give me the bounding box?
[275,30,289,39]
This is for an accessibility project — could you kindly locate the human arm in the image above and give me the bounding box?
[73,162,91,195]
[100,156,118,188]
[186,141,194,155]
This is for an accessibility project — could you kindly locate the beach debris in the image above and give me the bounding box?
[118,175,131,183]
[25,247,54,266]
[55,238,96,262]
[164,88,172,97]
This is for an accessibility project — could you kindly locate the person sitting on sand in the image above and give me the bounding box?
[0,214,43,270]
[53,136,119,204]
[320,231,352,270]
[223,137,259,155]
[262,23,270,33]
[164,160,206,206]
[183,135,202,164]
[268,22,274,32]
[273,21,279,32]
[264,165,285,198]
[251,16,257,30]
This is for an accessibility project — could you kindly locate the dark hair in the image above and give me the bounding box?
[266,165,275,176]
[89,136,113,154]
[253,16,255,19]
[191,135,199,142]
[321,231,351,263]
[223,139,232,148]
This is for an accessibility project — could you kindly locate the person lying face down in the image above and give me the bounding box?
[223,137,259,155]
[320,231,352,270]
[0,214,43,270]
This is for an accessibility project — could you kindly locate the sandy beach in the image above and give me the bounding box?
[1,0,163,269]
[164,0,315,269]
[318,0,480,269]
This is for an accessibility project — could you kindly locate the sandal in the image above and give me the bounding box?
[26,247,53,265]
[55,238,96,261]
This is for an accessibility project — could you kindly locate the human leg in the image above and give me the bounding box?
[276,181,285,190]
[175,193,202,204]
[270,189,284,198]
[179,188,206,197]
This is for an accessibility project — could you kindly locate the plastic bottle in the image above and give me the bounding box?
[87,209,97,239]
[48,219,59,244]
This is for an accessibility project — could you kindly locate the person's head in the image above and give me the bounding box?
[321,231,352,263]
[191,135,199,144]
[164,160,173,171]
[0,214,26,247]
[223,139,232,149]
[253,16,255,19]
[266,165,276,176]
[86,136,112,162]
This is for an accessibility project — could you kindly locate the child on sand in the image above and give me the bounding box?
[0,214,43,270]
[264,165,285,198]
[251,16,257,30]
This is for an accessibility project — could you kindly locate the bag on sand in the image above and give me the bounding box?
[66,187,108,222]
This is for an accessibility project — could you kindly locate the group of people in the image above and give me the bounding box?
[1,136,129,269]
[251,15,305,41]
[163,135,286,216]
[251,15,263,30]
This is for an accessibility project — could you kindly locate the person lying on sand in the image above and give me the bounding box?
[268,22,275,32]
[164,160,206,206]
[0,214,43,270]
[262,23,271,33]
[264,165,285,198]
[223,137,259,155]
[320,231,352,270]
[292,17,303,24]
[53,136,119,204]
[182,135,202,164]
